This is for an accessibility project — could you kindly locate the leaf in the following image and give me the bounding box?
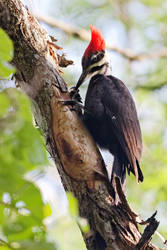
[0,88,52,246]
[53,216,86,250]
[0,89,48,183]
[0,91,10,116]
[0,29,13,62]
[0,29,15,78]
[43,203,52,218]
[66,192,79,217]
[0,61,15,79]
[1,181,44,242]
[16,181,44,222]
[20,240,56,250]
[0,246,11,250]
[141,0,164,6]
[77,217,90,234]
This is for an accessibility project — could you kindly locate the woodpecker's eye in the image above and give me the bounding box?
[91,54,98,62]
[90,51,105,64]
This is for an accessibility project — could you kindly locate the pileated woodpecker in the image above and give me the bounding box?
[72,25,143,190]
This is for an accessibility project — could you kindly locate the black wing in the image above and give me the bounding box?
[102,75,143,182]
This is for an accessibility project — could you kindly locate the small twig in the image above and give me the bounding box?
[139,211,157,225]
[115,177,141,226]
[57,54,73,67]
[134,214,159,249]
[155,231,167,246]
[0,238,14,249]
[115,180,161,249]
[135,81,167,91]
[135,209,166,247]
[36,14,167,61]
[47,40,62,50]
[50,35,57,42]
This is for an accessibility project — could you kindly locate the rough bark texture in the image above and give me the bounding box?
[0,0,160,249]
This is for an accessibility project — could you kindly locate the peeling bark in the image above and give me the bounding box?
[0,0,160,249]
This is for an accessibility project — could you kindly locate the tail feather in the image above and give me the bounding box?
[111,156,143,203]
[128,159,144,182]
[111,156,126,202]
[136,160,144,182]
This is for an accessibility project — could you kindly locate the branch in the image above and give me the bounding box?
[0,1,160,249]
[135,213,159,249]
[0,238,13,250]
[135,81,167,91]
[36,14,167,61]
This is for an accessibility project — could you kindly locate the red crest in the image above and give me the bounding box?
[83,25,105,58]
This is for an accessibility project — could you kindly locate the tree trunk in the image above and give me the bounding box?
[0,0,160,249]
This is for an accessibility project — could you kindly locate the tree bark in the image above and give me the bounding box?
[0,0,160,249]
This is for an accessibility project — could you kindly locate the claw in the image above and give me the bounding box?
[62,100,77,106]
[69,87,82,103]
[70,86,77,90]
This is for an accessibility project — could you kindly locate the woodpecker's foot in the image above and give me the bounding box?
[59,87,83,115]
[59,99,83,116]
[69,87,82,103]
[62,100,78,106]
[61,99,83,108]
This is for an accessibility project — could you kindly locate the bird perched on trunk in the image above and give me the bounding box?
[72,25,143,194]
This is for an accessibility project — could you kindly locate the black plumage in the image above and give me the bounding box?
[72,25,143,193]
[83,74,143,187]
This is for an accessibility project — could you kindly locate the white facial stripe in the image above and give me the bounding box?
[88,53,109,71]
[100,63,112,75]
[87,53,112,78]
[88,64,111,79]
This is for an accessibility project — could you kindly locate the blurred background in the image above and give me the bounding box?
[0,0,167,249]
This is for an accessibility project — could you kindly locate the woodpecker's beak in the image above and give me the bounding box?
[75,69,89,90]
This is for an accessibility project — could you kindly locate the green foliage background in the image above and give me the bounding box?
[0,28,56,249]
[0,0,167,249]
